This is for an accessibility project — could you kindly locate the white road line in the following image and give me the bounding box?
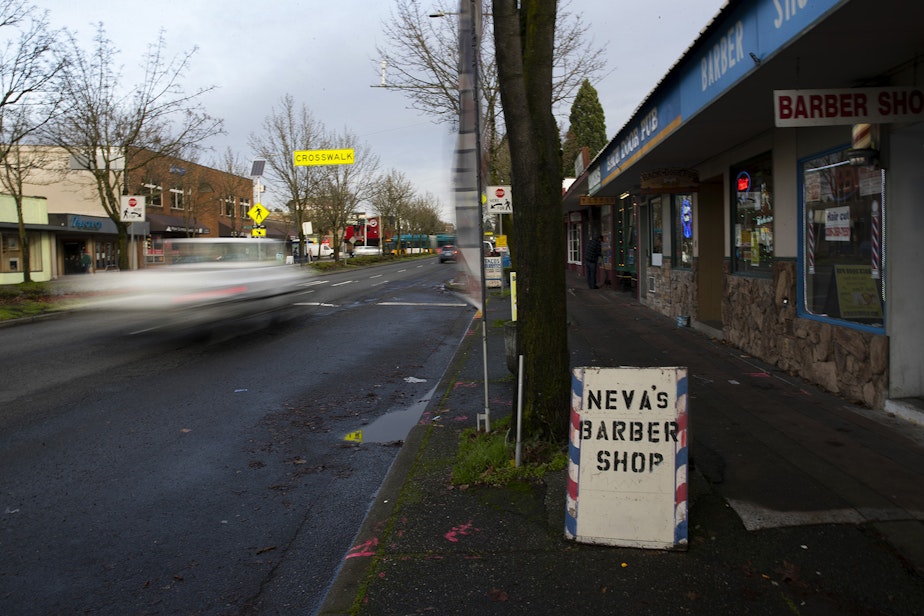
[332,280,355,287]
[294,302,339,307]
[378,302,468,307]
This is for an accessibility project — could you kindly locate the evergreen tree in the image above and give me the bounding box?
[562,79,606,176]
[561,128,580,178]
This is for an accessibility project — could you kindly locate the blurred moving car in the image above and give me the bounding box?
[70,238,309,334]
[439,245,458,263]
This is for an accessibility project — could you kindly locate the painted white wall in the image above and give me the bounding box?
[886,122,924,399]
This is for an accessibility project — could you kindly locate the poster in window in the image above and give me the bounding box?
[834,264,882,320]
[824,206,850,242]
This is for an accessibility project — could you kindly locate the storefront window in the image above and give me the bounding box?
[674,194,694,269]
[1,232,43,273]
[731,152,773,275]
[800,148,884,328]
[567,222,581,264]
[1,232,21,272]
[650,197,663,266]
[615,199,637,271]
[145,235,165,264]
[96,242,119,271]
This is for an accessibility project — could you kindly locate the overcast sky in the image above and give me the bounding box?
[37,0,727,221]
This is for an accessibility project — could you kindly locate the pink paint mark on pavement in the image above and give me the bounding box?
[346,537,378,559]
[445,520,479,542]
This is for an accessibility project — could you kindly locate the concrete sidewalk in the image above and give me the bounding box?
[318,270,924,615]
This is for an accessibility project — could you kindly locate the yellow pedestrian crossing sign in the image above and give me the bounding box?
[251,226,266,238]
[248,203,269,225]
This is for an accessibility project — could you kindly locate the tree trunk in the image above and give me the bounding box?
[15,196,32,284]
[493,0,569,441]
[118,226,130,271]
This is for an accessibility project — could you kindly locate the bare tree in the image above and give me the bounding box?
[494,0,570,440]
[249,94,326,260]
[371,169,415,253]
[0,0,63,282]
[312,129,380,261]
[171,154,214,238]
[45,24,223,270]
[405,192,445,246]
[210,146,250,237]
[377,0,607,183]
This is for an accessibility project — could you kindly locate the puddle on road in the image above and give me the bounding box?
[346,383,438,444]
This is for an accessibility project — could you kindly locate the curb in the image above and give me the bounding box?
[317,311,481,615]
[0,310,68,329]
[317,420,438,615]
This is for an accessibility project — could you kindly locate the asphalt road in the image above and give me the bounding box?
[0,257,474,615]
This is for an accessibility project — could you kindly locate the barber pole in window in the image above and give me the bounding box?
[871,200,881,280]
[808,218,816,275]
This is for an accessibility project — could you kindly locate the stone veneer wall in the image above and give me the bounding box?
[722,261,888,409]
[644,258,696,318]
[641,259,888,409]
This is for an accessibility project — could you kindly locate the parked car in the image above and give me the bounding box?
[439,245,458,263]
[353,245,381,256]
[338,244,381,258]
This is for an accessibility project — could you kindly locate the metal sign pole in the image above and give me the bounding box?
[470,0,489,432]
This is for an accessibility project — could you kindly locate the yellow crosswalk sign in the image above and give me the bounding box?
[248,203,269,224]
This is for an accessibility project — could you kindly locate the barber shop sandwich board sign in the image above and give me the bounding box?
[566,366,689,550]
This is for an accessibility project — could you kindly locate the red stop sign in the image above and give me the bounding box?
[495,188,505,198]
[128,198,137,207]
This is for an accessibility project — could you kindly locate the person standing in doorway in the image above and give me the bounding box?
[584,234,602,289]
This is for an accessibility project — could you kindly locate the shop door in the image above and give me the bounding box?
[696,179,724,327]
[62,241,87,275]
[637,202,650,300]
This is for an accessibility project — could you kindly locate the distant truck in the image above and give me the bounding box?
[306,240,333,259]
